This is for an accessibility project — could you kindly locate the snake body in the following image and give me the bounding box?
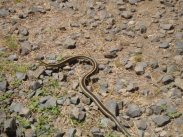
[39,55,131,137]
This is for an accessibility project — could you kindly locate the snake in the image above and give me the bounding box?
[39,55,131,137]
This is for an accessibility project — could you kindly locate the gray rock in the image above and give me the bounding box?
[105,100,119,116]
[136,120,147,130]
[67,128,76,137]
[125,61,133,69]
[100,117,115,129]
[20,41,32,56]
[126,83,139,92]
[175,32,183,39]
[0,8,9,17]
[8,54,18,61]
[159,42,170,49]
[90,127,104,137]
[135,62,147,75]
[150,105,163,115]
[30,81,41,90]
[140,25,147,34]
[99,81,108,93]
[0,80,8,92]
[152,115,170,127]
[70,107,86,121]
[0,111,6,132]
[150,61,159,69]
[121,11,133,19]
[175,42,183,55]
[175,77,183,90]
[126,104,142,118]
[129,0,138,4]
[104,52,117,58]
[45,70,53,76]
[167,65,177,74]
[19,28,29,36]
[30,66,45,79]
[40,97,57,108]
[54,130,65,137]
[63,38,76,49]
[174,115,183,125]
[24,129,36,137]
[160,24,174,30]
[16,72,27,80]
[9,102,30,117]
[57,97,66,105]
[72,81,79,89]
[70,96,80,105]
[4,118,16,136]
[162,75,174,85]
[168,88,182,98]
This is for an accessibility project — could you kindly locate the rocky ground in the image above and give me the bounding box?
[0,0,183,137]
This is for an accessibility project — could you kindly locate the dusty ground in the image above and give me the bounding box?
[0,0,183,137]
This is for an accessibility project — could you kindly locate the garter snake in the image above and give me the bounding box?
[39,55,131,137]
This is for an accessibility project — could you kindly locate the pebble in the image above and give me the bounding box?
[0,80,8,92]
[126,104,142,118]
[70,96,80,105]
[16,72,27,80]
[67,128,76,137]
[160,23,174,30]
[19,27,29,36]
[70,107,86,121]
[175,41,183,55]
[152,115,170,127]
[4,118,16,136]
[105,100,119,116]
[162,75,174,85]
[159,42,170,48]
[8,54,18,61]
[136,119,147,130]
[63,38,76,49]
[30,81,41,90]
[0,8,9,17]
[126,83,139,92]
[90,127,104,137]
[134,62,147,75]
[121,11,133,19]
[19,41,32,56]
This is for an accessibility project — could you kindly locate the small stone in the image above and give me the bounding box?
[162,75,174,85]
[134,62,147,75]
[8,54,18,61]
[0,81,8,92]
[70,96,80,105]
[136,120,147,130]
[4,118,16,137]
[125,61,133,69]
[160,24,173,30]
[90,127,104,137]
[67,128,76,137]
[160,131,167,137]
[70,107,86,121]
[152,115,170,127]
[16,72,27,80]
[30,81,41,90]
[19,41,32,56]
[19,28,29,36]
[104,52,117,58]
[126,104,142,118]
[126,83,139,92]
[0,8,9,17]
[63,38,76,49]
[57,97,66,105]
[168,88,182,98]
[150,61,159,69]
[54,130,65,137]
[150,105,163,115]
[129,0,138,4]
[72,81,79,89]
[100,117,115,129]
[175,42,183,55]
[99,81,108,93]
[175,77,183,90]
[105,100,119,116]
[159,42,170,48]
[121,11,133,19]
